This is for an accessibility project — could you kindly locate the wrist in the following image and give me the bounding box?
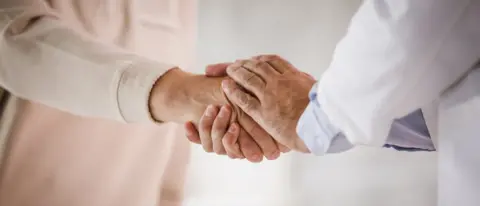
[149,68,228,123]
[186,76,227,106]
[149,67,193,122]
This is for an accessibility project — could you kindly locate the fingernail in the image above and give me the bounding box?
[205,105,215,117]
[228,124,237,133]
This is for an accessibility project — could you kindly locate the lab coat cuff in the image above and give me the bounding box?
[297,102,331,155]
[117,59,174,123]
[296,83,346,155]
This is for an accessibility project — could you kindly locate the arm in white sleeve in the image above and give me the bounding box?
[0,4,175,123]
[297,82,435,155]
[317,0,480,146]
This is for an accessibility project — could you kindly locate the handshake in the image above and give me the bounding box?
[149,55,316,163]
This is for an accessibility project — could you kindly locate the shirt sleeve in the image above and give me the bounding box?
[296,83,435,156]
[316,0,480,147]
[0,3,175,123]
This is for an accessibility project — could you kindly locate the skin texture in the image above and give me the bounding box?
[149,67,280,162]
[223,55,315,152]
[185,55,315,153]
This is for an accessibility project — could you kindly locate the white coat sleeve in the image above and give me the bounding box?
[0,3,175,123]
[317,0,480,146]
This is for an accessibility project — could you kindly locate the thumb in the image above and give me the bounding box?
[205,63,231,77]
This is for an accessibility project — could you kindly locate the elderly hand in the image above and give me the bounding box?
[184,63,282,162]
[222,55,316,152]
[185,103,290,160]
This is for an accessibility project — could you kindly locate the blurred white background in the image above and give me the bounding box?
[184,1,437,206]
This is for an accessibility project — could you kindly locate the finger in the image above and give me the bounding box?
[238,113,280,160]
[251,55,263,60]
[222,122,244,159]
[252,54,276,60]
[242,60,280,80]
[199,105,219,153]
[205,63,231,77]
[222,79,261,116]
[237,129,263,163]
[184,122,201,144]
[277,143,291,153]
[211,105,233,155]
[302,72,316,80]
[268,58,297,74]
[226,62,266,96]
[257,55,294,74]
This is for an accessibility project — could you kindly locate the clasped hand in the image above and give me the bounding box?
[185,55,316,162]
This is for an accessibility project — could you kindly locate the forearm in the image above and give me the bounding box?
[317,0,479,146]
[0,8,174,123]
[297,83,435,155]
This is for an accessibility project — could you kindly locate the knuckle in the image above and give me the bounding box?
[268,55,281,61]
[241,101,256,113]
[258,60,270,68]
[238,94,250,106]
[242,60,257,68]
[226,65,240,75]
[252,60,263,68]
[244,101,258,112]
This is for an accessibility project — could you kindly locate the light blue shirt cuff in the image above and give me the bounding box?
[296,83,352,155]
[296,83,435,156]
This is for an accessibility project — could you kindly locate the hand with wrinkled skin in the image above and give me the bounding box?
[184,63,282,162]
[221,55,316,152]
[185,102,290,161]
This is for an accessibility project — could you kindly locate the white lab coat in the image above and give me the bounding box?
[318,0,480,205]
[436,66,480,206]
